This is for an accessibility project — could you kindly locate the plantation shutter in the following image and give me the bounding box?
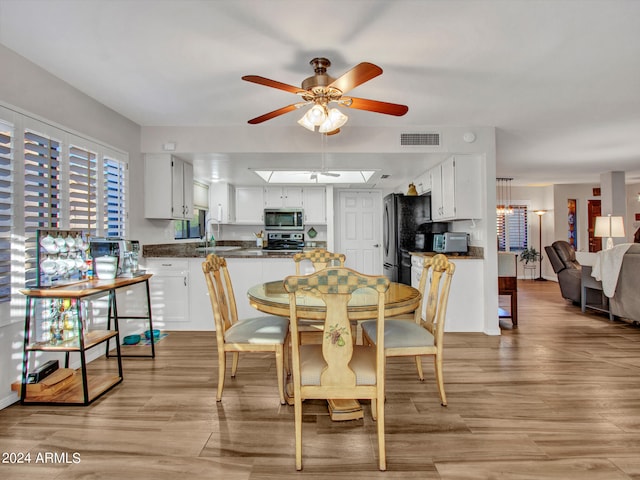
[0,122,12,303]
[69,145,98,233]
[24,130,61,285]
[103,155,127,238]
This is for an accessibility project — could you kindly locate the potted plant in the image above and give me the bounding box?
[519,247,540,265]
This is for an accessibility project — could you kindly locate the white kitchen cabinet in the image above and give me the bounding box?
[235,186,264,223]
[264,187,303,208]
[414,171,431,195]
[144,154,194,220]
[143,259,190,326]
[188,258,215,330]
[209,181,236,223]
[225,257,296,320]
[302,186,326,224]
[430,155,482,221]
[412,255,484,332]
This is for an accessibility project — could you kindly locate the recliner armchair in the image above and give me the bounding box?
[544,240,582,304]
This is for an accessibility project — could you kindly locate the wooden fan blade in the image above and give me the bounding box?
[343,97,409,116]
[242,75,305,95]
[328,62,383,94]
[247,104,300,124]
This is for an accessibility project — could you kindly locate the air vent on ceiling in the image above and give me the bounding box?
[400,132,440,146]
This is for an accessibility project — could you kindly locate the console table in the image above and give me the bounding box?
[580,265,613,321]
[19,274,153,405]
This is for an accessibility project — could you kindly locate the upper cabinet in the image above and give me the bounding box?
[414,171,432,195]
[209,182,236,224]
[144,154,194,219]
[264,187,304,208]
[302,187,326,224]
[429,155,482,221]
[235,186,265,223]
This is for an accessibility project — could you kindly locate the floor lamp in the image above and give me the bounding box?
[533,210,547,281]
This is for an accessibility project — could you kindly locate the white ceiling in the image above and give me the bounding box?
[1,0,639,186]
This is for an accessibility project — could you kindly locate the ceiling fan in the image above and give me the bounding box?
[309,170,340,181]
[242,57,409,133]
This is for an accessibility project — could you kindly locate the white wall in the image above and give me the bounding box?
[0,44,144,408]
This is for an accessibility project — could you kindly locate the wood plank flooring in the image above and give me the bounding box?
[2,280,640,479]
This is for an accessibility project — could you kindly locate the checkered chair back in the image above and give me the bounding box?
[293,248,346,274]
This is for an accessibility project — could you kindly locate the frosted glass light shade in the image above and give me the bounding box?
[319,108,348,133]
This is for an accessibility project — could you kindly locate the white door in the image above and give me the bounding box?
[337,190,382,275]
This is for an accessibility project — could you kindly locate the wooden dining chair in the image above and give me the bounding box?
[362,254,455,406]
[202,254,289,404]
[284,267,390,471]
[293,248,346,274]
[292,249,347,343]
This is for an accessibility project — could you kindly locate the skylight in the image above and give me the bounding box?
[253,170,376,184]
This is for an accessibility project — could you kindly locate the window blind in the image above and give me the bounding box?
[24,130,61,285]
[103,156,127,238]
[69,145,97,233]
[497,205,528,252]
[0,123,12,303]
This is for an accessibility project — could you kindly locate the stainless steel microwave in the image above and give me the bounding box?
[264,208,304,230]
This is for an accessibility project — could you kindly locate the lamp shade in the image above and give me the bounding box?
[594,215,625,249]
[594,215,625,238]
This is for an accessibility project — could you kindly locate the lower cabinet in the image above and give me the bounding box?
[144,259,190,327]
[411,255,484,332]
[143,256,297,330]
[225,257,296,320]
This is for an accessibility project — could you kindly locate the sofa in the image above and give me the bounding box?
[606,243,640,323]
[545,240,582,304]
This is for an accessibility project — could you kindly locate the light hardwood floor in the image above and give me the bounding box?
[2,280,640,479]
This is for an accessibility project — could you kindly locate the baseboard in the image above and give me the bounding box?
[0,391,19,410]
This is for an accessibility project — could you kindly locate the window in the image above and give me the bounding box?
[68,145,97,233]
[104,156,127,238]
[0,104,128,315]
[174,208,206,239]
[175,181,207,240]
[497,205,528,252]
[0,121,12,303]
[24,130,62,285]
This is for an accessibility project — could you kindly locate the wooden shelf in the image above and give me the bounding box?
[19,372,122,405]
[26,330,118,352]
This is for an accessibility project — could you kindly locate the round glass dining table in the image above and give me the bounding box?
[248,279,421,320]
[248,278,421,420]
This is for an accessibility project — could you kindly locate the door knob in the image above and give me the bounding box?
[373,244,380,248]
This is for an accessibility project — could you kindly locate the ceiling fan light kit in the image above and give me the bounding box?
[242,57,408,134]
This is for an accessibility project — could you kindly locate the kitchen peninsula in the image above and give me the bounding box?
[139,243,487,334]
[140,242,326,330]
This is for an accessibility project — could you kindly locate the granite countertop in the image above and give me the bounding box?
[142,242,326,259]
[411,246,484,260]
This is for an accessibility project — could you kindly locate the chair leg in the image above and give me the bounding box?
[415,355,425,381]
[371,398,377,420]
[275,346,286,405]
[295,397,303,470]
[376,388,386,471]
[284,332,291,377]
[434,355,447,406]
[231,351,239,377]
[216,350,226,402]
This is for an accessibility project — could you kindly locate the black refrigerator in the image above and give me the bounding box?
[383,193,446,285]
